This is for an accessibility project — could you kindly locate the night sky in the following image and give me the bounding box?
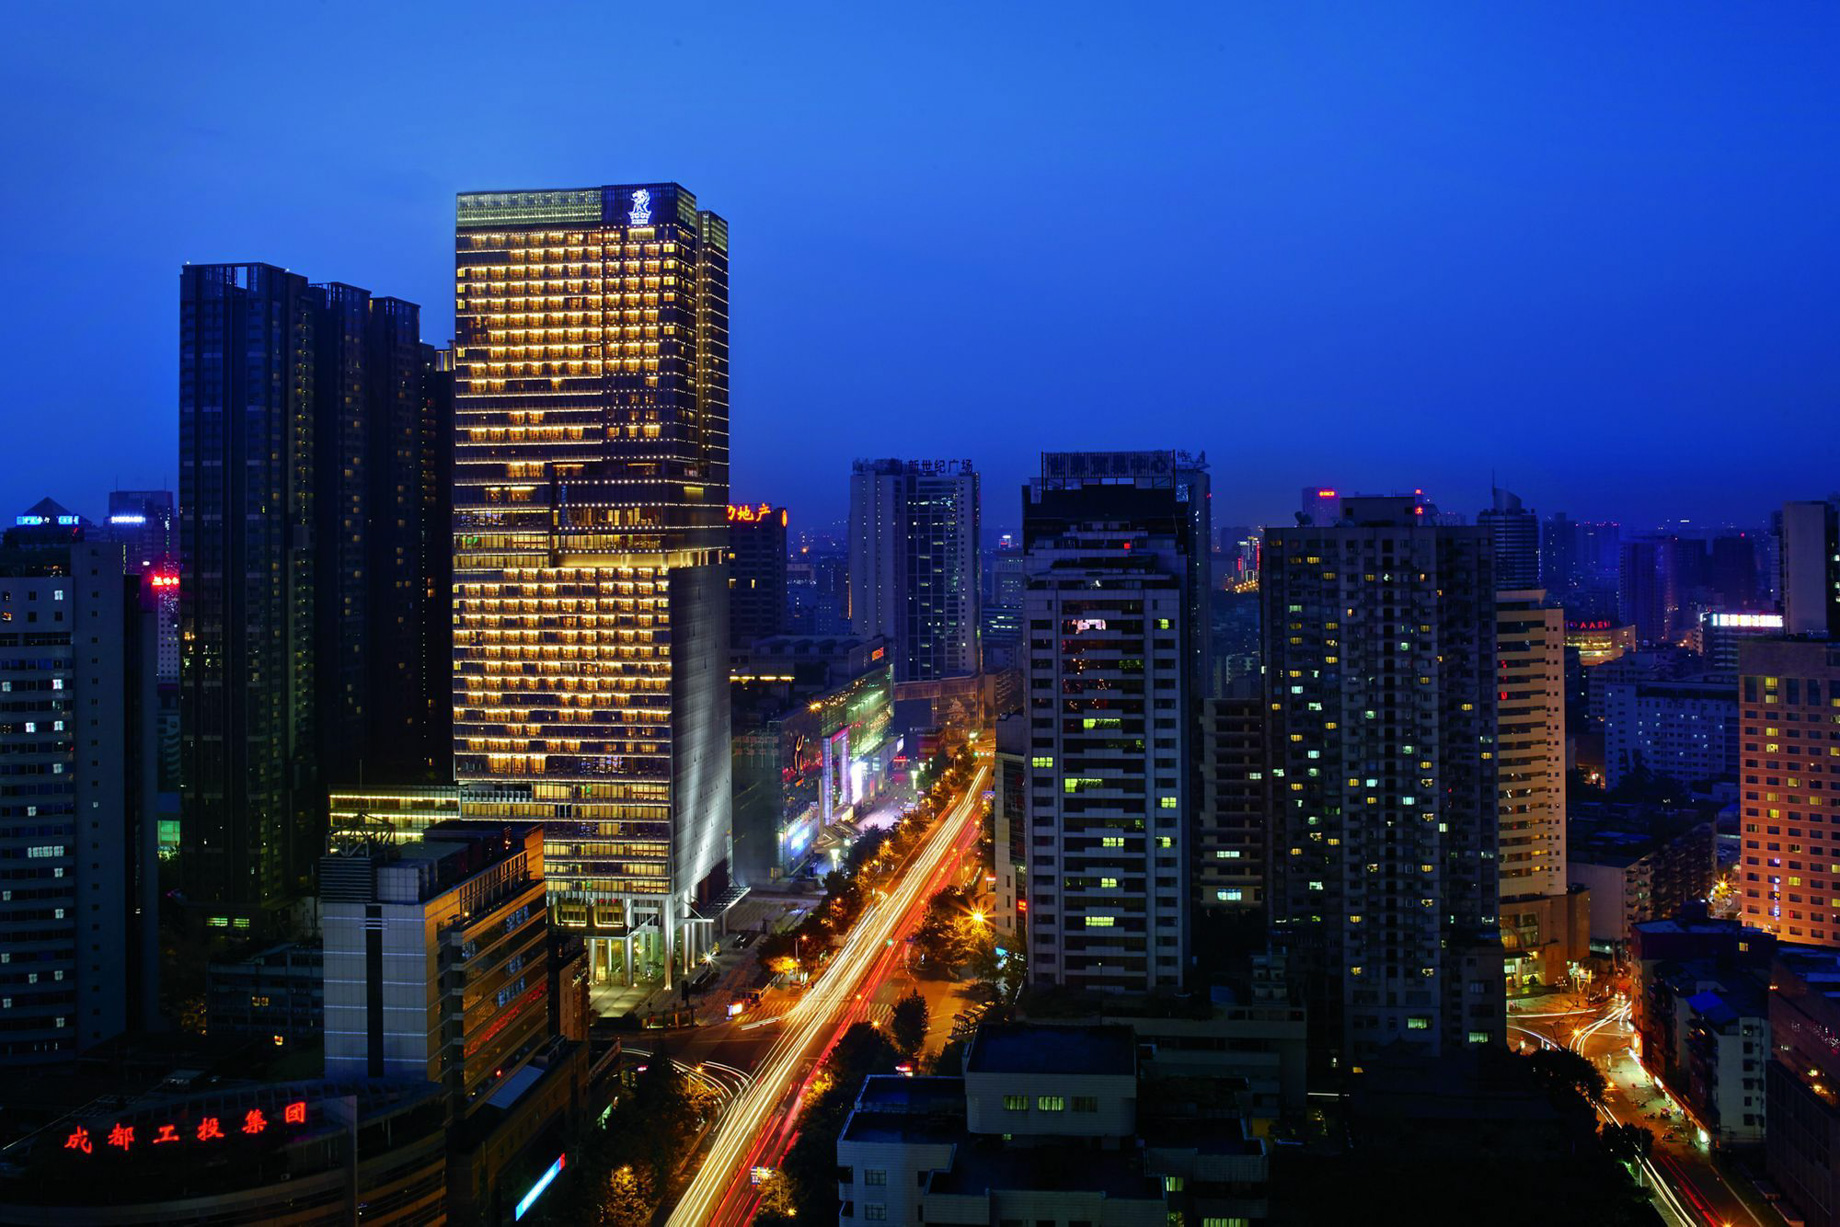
[3,3,1834,540]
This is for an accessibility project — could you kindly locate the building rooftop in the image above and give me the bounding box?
[964,1023,1136,1077]
[925,1139,1161,1202]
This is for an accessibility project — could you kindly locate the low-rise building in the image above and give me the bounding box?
[1630,914,1776,1148]
[0,1078,449,1225]
[204,941,324,1045]
[1603,674,1738,789]
[836,1023,1271,1227]
[1568,806,1718,947]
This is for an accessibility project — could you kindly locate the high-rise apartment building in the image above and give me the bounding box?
[1779,500,1840,638]
[179,263,450,928]
[1263,496,1504,1067]
[1737,640,1840,945]
[179,263,320,927]
[1619,539,1666,644]
[452,184,732,983]
[1198,686,1266,913]
[727,501,787,649]
[0,542,159,1062]
[311,285,446,786]
[1019,451,1209,994]
[848,458,980,681]
[1478,488,1539,590]
[1496,590,1566,901]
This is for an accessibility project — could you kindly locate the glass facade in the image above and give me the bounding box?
[452,185,731,973]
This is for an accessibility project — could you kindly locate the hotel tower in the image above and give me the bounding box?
[452,184,731,984]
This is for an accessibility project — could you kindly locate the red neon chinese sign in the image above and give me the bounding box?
[58,1102,309,1159]
[726,502,775,524]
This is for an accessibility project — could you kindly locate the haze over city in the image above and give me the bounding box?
[3,2,1835,530]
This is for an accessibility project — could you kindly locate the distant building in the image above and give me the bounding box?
[1620,540,1666,644]
[1565,619,1637,668]
[727,501,788,649]
[1738,640,1840,945]
[1602,675,1738,789]
[0,541,160,1063]
[1778,500,1840,638]
[1478,487,1539,590]
[1264,496,1504,1065]
[849,458,981,682]
[1696,609,1784,673]
[1568,808,1716,946]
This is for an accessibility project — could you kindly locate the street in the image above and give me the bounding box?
[663,761,992,1227]
[1509,996,1786,1227]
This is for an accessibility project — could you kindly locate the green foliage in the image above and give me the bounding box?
[1601,1121,1654,1165]
[891,989,930,1056]
[1528,1045,1608,1106]
[777,1023,902,1221]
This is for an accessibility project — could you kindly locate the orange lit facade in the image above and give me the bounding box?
[1738,640,1840,946]
[453,184,730,983]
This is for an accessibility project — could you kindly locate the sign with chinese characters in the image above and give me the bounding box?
[902,459,974,476]
[726,502,779,524]
[61,1101,309,1159]
[628,188,653,226]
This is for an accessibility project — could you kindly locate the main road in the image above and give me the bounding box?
[665,762,991,1227]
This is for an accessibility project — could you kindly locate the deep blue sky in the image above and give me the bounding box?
[3,3,1834,540]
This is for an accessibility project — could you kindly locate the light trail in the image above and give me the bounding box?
[666,764,990,1227]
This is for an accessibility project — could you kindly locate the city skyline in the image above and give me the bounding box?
[4,5,1836,531]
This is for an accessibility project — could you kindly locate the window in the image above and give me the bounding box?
[1159,796,1178,809]
[1072,1096,1098,1112]
[1085,916,1116,927]
[1038,1095,1065,1111]
[1031,756,1053,769]
[1003,1094,1028,1111]
[1468,1031,1492,1044]
[863,1204,887,1222]
[864,1169,887,1187]
[1216,889,1243,902]
[1164,1175,1185,1192]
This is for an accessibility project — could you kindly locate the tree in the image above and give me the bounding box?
[1601,1122,1654,1166]
[632,1045,694,1179]
[1528,1046,1608,1106]
[891,990,930,1056]
[600,1163,655,1227]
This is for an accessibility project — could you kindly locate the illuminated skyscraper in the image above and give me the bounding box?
[452,185,731,983]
